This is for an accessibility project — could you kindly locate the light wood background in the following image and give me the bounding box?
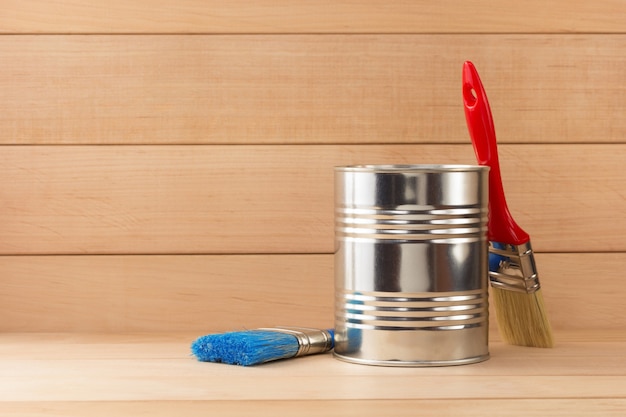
[1,1,625,335]
[2,3,626,416]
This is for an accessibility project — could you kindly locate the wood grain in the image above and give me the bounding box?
[0,253,622,332]
[0,333,625,407]
[1,144,624,255]
[0,254,333,332]
[2,2,625,414]
[2,399,626,417]
[2,1,624,34]
[1,35,624,145]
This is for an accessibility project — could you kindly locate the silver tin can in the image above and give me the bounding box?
[334,164,490,366]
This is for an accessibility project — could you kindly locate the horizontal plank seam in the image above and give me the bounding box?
[1,32,626,36]
[0,252,333,257]
[0,395,623,402]
[0,251,623,257]
[0,142,624,148]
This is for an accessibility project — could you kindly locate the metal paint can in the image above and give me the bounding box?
[334,164,490,366]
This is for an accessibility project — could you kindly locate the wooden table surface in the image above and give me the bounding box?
[2,331,625,416]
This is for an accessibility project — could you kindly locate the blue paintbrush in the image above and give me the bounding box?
[191,327,334,366]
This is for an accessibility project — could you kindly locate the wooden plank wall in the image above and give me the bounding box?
[1,1,625,334]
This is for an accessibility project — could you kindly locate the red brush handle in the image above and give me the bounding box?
[462,61,529,245]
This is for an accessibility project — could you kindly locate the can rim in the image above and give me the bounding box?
[334,164,489,173]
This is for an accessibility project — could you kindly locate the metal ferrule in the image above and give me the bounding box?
[259,327,334,357]
[489,241,541,294]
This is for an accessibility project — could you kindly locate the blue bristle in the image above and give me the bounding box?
[191,330,300,366]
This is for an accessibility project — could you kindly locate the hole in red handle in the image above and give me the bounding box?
[463,83,478,107]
